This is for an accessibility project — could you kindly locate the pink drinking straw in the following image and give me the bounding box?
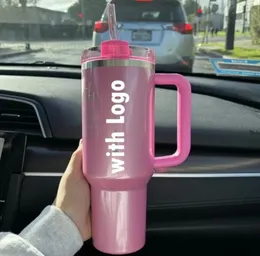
[106,2,118,40]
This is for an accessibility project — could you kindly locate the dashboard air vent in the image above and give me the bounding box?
[0,99,42,136]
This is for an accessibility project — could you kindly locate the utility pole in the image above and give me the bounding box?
[195,0,198,36]
[205,0,211,43]
[81,0,86,38]
[19,0,30,50]
[196,0,201,37]
[225,0,237,50]
[242,0,247,34]
[221,0,224,13]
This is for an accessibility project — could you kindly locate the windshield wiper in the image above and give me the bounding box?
[31,61,61,65]
[0,61,80,68]
[29,61,80,68]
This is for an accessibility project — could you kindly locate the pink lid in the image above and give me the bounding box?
[81,41,155,64]
[100,39,131,58]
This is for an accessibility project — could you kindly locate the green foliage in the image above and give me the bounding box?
[187,14,195,23]
[183,0,200,16]
[19,0,27,8]
[0,0,18,6]
[250,5,260,45]
[1,0,40,7]
[67,0,106,22]
[203,6,208,14]
[201,19,212,26]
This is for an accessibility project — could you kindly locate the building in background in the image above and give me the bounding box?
[0,6,81,40]
[223,0,259,31]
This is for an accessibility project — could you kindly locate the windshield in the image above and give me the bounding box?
[0,0,258,77]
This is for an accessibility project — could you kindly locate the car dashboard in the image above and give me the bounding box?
[1,67,260,255]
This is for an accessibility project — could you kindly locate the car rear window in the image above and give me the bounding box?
[102,1,186,23]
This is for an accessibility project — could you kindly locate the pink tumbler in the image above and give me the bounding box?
[81,40,191,254]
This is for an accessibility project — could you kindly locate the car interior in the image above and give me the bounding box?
[1,65,260,255]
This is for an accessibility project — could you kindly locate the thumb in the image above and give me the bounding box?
[66,140,82,174]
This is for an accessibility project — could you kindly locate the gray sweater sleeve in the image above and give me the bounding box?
[0,205,84,256]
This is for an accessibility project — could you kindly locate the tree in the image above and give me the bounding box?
[19,0,30,49]
[250,5,260,45]
[183,0,200,16]
[0,0,18,6]
[1,0,38,6]
[67,0,106,23]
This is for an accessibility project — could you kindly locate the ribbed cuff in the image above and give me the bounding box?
[20,205,83,256]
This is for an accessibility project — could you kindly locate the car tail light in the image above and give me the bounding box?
[164,23,193,34]
[94,21,109,33]
[173,23,193,34]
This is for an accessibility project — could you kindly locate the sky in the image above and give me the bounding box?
[37,0,77,12]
